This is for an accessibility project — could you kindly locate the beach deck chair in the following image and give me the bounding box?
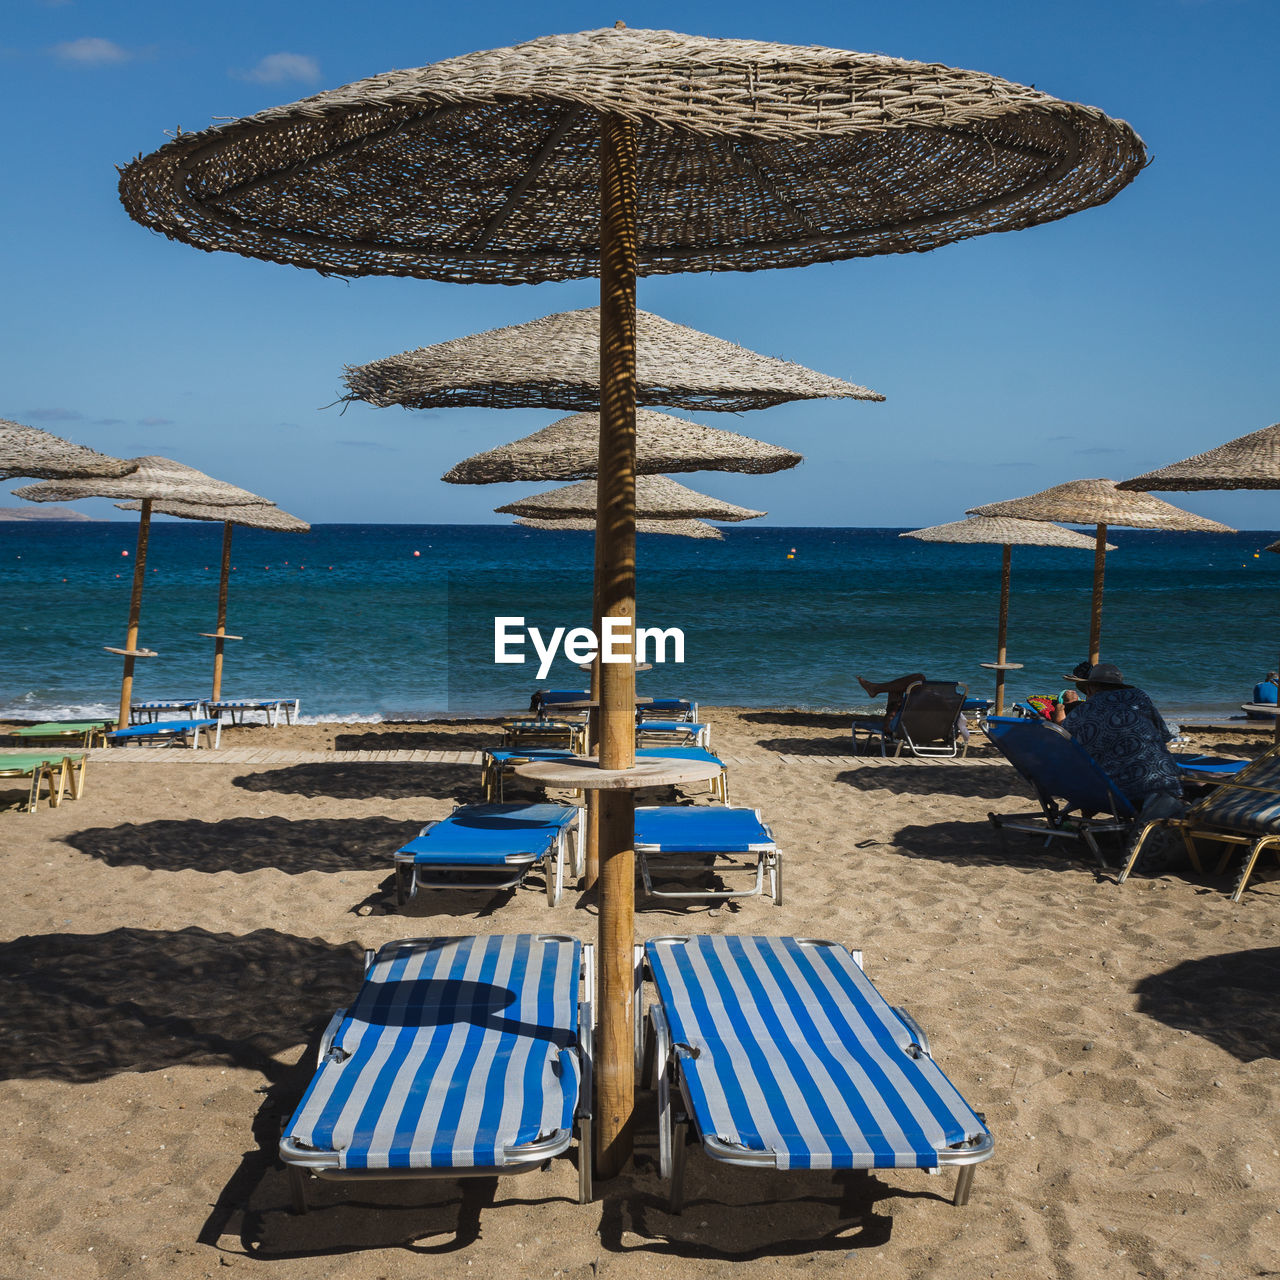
[635,720,711,750]
[983,715,1134,866]
[634,805,780,904]
[207,697,299,726]
[481,747,577,802]
[643,936,993,1215]
[107,718,222,750]
[280,934,593,1208]
[502,718,587,754]
[853,681,969,758]
[531,689,590,714]
[638,698,699,723]
[0,752,76,812]
[130,698,206,723]
[1120,748,1280,901]
[636,746,729,804]
[392,803,583,907]
[7,721,110,749]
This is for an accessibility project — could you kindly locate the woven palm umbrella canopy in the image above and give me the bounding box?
[901,515,1111,714]
[447,409,801,483]
[497,475,764,522]
[117,499,310,701]
[347,309,880,411]
[117,24,1146,1177]
[0,420,137,481]
[516,516,725,540]
[968,479,1232,666]
[17,458,271,730]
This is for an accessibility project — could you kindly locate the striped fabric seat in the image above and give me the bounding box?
[1194,755,1280,834]
[646,936,991,1189]
[282,935,583,1175]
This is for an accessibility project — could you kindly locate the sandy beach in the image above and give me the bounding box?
[1,707,1277,1280]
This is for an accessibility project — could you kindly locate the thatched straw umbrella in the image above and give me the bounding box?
[968,479,1231,666]
[901,515,1112,714]
[446,409,801,484]
[117,499,309,700]
[347,309,881,411]
[516,516,724,539]
[0,420,136,481]
[1119,423,1280,738]
[117,24,1146,1177]
[497,475,764,523]
[16,458,271,729]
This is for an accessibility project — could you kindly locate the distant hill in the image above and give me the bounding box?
[0,506,97,522]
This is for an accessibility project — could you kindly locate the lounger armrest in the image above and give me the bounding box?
[317,1008,347,1069]
[891,1005,933,1060]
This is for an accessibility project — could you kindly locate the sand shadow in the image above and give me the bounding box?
[63,816,422,875]
[1133,947,1280,1062]
[738,711,853,731]
[233,762,482,803]
[0,926,363,1084]
[837,763,1027,799]
[334,729,500,752]
[755,736,856,756]
[887,819,1091,874]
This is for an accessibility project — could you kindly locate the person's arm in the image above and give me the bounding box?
[1053,690,1078,724]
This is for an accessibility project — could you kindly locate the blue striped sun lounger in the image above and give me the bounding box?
[130,698,206,723]
[108,719,221,750]
[392,803,584,907]
[280,934,594,1209]
[635,721,711,750]
[207,697,299,726]
[643,935,993,1216]
[634,806,780,904]
[635,747,729,804]
[482,747,577,802]
[638,698,700,723]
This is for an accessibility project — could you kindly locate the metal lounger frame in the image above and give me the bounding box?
[642,937,994,1213]
[634,806,781,905]
[282,936,594,1208]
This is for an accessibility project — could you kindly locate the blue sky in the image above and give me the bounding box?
[3,0,1278,526]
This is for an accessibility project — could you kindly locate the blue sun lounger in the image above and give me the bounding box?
[392,803,584,907]
[481,747,578,802]
[634,806,780,904]
[281,934,594,1209]
[636,720,711,750]
[130,698,206,723]
[207,697,299,726]
[983,715,1136,866]
[108,718,222,750]
[643,936,993,1214]
[638,698,699,723]
[635,746,729,803]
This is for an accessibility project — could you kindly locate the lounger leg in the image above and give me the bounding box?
[1230,838,1271,903]
[288,1166,309,1214]
[772,852,783,907]
[1117,820,1162,883]
[578,1114,593,1204]
[670,1118,688,1214]
[953,1163,975,1207]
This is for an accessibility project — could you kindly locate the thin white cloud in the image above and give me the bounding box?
[52,36,131,65]
[233,52,320,85]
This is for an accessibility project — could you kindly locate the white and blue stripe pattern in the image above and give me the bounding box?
[1196,754,1280,834]
[647,935,988,1171]
[284,935,581,1170]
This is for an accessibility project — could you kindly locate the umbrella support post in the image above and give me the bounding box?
[116,498,153,730]
[995,543,1012,715]
[593,109,638,1182]
[1088,523,1107,666]
[211,521,234,702]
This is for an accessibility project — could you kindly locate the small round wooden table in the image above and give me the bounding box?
[512,754,722,789]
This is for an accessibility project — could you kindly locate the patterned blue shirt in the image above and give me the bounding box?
[1065,686,1181,806]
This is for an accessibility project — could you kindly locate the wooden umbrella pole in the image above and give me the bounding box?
[995,543,1012,716]
[1088,523,1108,666]
[117,498,153,729]
[584,519,605,889]
[211,521,234,702]
[593,110,638,1181]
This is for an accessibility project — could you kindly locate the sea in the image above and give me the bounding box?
[2,522,1277,722]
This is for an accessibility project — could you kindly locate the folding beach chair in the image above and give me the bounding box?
[281,934,594,1208]
[852,681,969,758]
[643,936,993,1215]
[130,698,206,723]
[7,721,110,749]
[634,805,780,904]
[983,715,1134,866]
[107,719,222,750]
[635,746,729,804]
[207,697,299,726]
[392,803,584,907]
[481,747,577,802]
[0,752,73,812]
[635,720,711,750]
[637,698,699,723]
[1119,748,1280,901]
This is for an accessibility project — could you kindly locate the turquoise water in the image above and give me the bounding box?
[1,522,1276,720]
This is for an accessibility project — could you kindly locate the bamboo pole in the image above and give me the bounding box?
[116,498,153,729]
[994,543,1012,716]
[593,110,638,1181]
[1088,523,1108,666]
[210,521,235,702]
